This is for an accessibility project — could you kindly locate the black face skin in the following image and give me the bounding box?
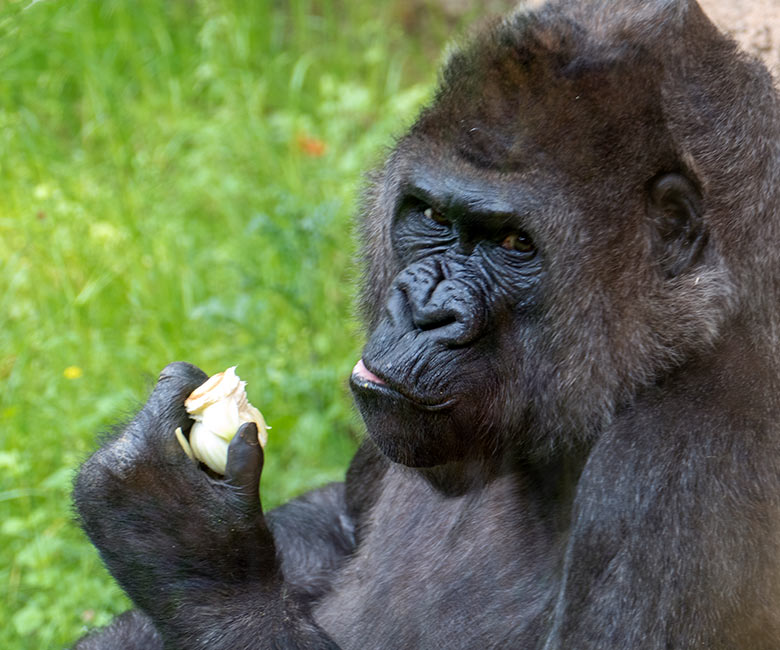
[72,2,780,649]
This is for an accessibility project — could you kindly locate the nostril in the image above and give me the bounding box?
[408,283,461,332]
[416,310,457,332]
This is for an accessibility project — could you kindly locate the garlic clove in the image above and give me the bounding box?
[174,427,195,461]
[184,366,243,414]
[189,421,231,474]
[175,366,270,474]
[239,399,269,447]
[197,392,243,441]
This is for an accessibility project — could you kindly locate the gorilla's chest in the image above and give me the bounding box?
[314,468,558,649]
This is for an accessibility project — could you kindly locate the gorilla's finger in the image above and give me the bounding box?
[225,422,264,509]
[158,361,209,387]
[144,362,208,432]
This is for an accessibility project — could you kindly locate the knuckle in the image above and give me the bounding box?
[158,362,208,388]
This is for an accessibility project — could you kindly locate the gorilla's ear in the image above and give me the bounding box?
[648,172,707,279]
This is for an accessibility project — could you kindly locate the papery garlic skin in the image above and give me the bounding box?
[182,366,269,474]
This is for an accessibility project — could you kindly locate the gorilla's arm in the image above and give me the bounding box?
[71,486,354,650]
[73,362,347,649]
[265,483,354,602]
[268,438,387,602]
[72,611,162,650]
[547,338,780,650]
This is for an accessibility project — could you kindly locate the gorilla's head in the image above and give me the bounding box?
[350,0,780,468]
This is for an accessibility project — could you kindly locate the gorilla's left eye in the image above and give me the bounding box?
[501,231,535,254]
[424,206,451,227]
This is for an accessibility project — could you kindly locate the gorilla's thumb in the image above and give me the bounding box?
[225,422,264,512]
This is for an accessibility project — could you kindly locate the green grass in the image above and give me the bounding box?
[0,0,489,646]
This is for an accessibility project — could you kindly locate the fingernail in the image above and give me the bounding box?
[239,421,258,443]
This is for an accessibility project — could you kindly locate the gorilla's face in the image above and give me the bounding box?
[350,14,725,468]
[351,158,546,467]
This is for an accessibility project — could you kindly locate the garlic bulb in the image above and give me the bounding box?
[175,366,269,474]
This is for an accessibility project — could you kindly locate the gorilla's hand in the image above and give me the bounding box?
[73,362,280,617]
[75,364,342,648]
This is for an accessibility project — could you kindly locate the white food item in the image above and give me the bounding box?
[176,366,269,474]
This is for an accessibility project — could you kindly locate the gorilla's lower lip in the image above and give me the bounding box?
[350,359,456,412]
[352,359,386,386]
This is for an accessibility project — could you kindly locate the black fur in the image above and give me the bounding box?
[72,1,780,648]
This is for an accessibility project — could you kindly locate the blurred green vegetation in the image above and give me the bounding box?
[0,0,489,647]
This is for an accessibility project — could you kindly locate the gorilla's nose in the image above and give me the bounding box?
[393,261,485,347]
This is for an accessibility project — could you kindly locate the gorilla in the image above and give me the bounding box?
[72,0,780,648]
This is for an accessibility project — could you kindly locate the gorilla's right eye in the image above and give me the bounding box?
[501,231,535,254]
[423,206,451,227]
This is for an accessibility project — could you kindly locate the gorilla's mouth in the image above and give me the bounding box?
[350,358,456,412]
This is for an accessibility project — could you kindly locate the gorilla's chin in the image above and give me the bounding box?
[350,376,468,468]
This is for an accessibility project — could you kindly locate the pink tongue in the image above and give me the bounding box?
[352,359,386,385]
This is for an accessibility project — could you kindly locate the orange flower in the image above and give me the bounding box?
[296,133,327,157]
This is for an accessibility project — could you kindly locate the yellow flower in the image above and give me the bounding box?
[64,366,83,380]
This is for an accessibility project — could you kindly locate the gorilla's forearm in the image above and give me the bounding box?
[265,483,355,601]
[71,610,162,650]
[73,482,350,650]
[154,589,341,650]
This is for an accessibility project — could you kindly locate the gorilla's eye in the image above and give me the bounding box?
[501,231,535,254]
[424,206,451,227]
